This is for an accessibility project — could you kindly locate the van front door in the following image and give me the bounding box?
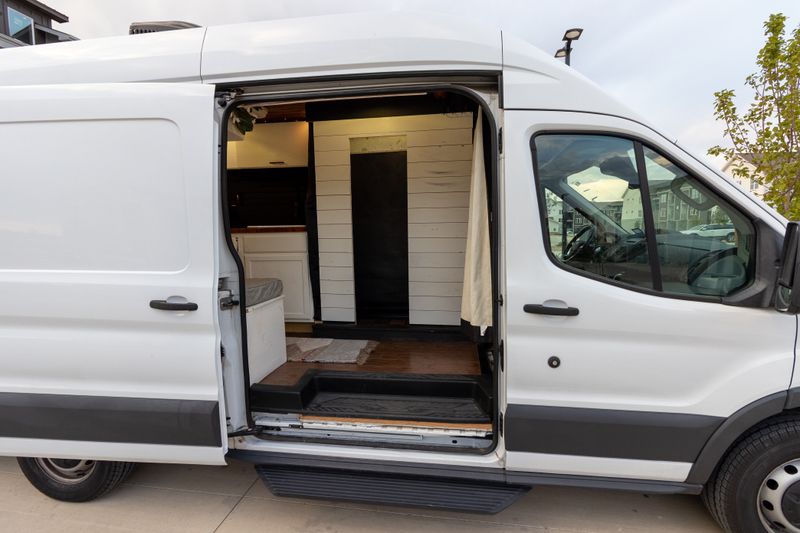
[501,110,795,482]
[0,84,225,464]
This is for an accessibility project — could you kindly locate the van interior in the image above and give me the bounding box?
[219,88,498,452]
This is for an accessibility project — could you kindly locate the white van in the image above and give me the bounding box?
[0,13,798,533]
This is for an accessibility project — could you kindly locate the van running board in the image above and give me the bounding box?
[255,464,530,514]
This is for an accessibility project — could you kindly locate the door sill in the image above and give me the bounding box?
[253,412,492,450]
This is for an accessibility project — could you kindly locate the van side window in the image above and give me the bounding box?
[641,146,754,297]
[535,135,653,288]
[533,134,755,299]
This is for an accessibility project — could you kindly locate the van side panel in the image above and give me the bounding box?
[0,83,225,464]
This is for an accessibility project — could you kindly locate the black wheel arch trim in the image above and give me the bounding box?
[685,391,787,484]
[784,387,800,410]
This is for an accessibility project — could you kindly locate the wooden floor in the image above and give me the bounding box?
[260,339,480,386]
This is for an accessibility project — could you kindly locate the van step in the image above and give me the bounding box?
[255,464,529,514]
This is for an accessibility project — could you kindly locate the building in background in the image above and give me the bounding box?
[722,153,768,200]
[0,0,75,48]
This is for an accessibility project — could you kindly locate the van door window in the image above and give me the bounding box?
[641,146,754,297]
[533,134,755,299]
[535,135,653,289]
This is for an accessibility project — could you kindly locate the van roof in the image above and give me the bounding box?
[0,11,640,119]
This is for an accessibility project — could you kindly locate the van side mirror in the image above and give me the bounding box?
[775,222,800,313]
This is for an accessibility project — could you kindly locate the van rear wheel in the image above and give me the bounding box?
[17,457,135,502]
[702,416,800,532]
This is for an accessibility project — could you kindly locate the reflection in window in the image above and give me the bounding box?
[7,7,34,45]
[642,147,753,297]
[535,135,653,289]
[533,135,755,299]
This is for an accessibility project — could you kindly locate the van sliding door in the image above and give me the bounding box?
[0,84,225,464]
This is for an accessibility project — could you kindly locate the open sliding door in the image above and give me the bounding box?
[0,83,225,464]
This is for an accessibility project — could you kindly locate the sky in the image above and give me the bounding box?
[43,0,800,169]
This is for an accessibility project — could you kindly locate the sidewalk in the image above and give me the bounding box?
[0,456,722,532]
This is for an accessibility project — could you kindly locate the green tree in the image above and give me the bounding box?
[709,13,800,218]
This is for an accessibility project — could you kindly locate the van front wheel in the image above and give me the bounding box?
[703,416,800,533]
[17,457,135,502]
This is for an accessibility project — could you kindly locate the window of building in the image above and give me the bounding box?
[7,7,34,45]
[533,134,755,299]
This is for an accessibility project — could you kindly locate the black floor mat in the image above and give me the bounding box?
[306,392,489,423]
[250,370,493,424]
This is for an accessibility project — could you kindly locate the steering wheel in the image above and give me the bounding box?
[563,225,596,262]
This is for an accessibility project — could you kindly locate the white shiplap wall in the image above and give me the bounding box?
[313,113,473,325]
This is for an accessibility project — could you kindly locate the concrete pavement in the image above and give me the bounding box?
[0,456,723,532]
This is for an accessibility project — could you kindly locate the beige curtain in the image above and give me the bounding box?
[461,109,493,334]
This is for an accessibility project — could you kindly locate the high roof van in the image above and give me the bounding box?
[0,13,798,533]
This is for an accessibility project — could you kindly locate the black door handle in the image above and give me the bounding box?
[523,304,579,316]
[150,300,198,312]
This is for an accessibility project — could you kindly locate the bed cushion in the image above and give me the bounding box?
[245,278,284,307]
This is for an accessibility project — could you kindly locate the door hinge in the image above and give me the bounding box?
[497,294,504,306]
[498,412,504,436]
[215,89,242,108]
[220,296,240,310]
[498,127,503,154]
[220,345,226,359]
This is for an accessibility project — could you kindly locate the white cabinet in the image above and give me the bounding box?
[227,122,309,169]
[245,252,313,322]
[235,231,314,323]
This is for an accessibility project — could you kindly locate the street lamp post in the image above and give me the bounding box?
[555,27,583,66]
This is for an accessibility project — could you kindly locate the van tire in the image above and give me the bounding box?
[17,457,135,502]
[702,415,800,533]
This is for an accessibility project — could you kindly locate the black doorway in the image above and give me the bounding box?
[350,151,409,322]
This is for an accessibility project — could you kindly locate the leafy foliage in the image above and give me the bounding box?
[709,13,800,218]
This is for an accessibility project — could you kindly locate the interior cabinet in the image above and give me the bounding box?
[245,252,313,322]
[236,231,314,322]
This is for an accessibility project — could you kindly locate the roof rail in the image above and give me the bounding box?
[129,21,200,35]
